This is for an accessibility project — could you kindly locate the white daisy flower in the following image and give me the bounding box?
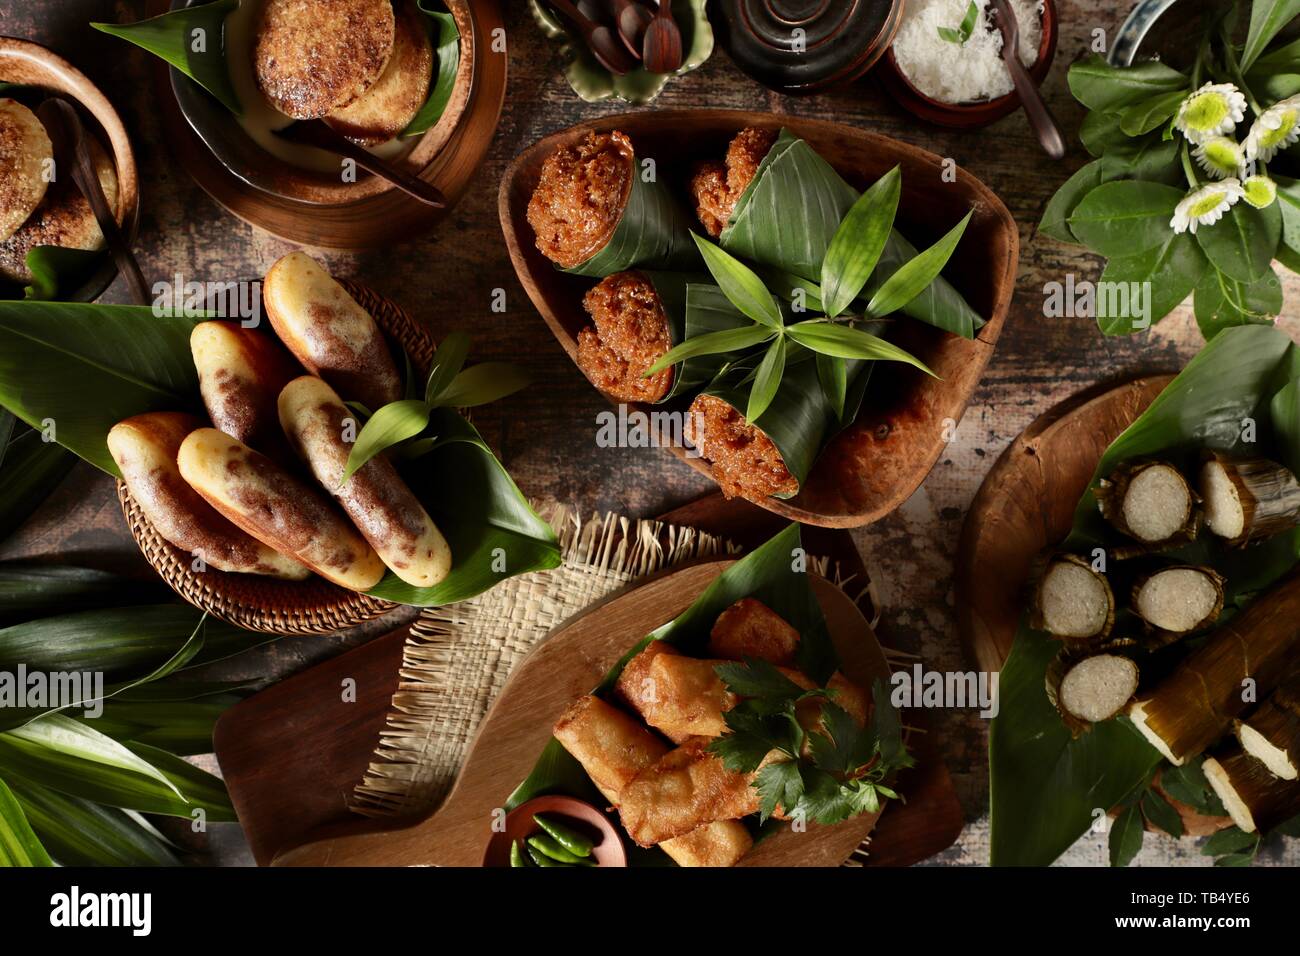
[1242,174,1278,209]
[1170,178,1245,234]
[1243,96,1300,162]
[1193,136,1244,179]
[1174,83,1248,144]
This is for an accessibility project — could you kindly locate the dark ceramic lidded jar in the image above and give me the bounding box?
[710,0,906,93]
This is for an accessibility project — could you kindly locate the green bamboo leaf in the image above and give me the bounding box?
[1109,802,1144,867]
[1242,0,1300,71]
[436,362,533,408]
[692,233,784,328]
[122,742,236,822]
[817,352,847,421]
[400,2,462,137]
[424,330,472,405]
[0,426,75,541]
[820,166,901,318]
[80,693,241,756]
[757,266,825,313]
[341,399,431,484]
[0,564,168,626]
[865,211,973,318]
[0,775,52,867]
[644,324,775,376]
[746,337,786,423]
[786,321,935,376]
[11,780,179,866]
[92,0,242,114]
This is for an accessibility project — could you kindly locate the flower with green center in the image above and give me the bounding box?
[1242,174,1278,208]
[1174,83,1248,144]
[1192,136,1244,179]
[1244,96,1300,162]
[1170,178,1244,234]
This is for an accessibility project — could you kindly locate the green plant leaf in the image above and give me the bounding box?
[1250,32,1300,72]
[437,362,533,408]
[0,565,166,628]
[1159,758,1226,816]
[92,0,242,114]
[1068,180,1184,257]
[400,2,462,137]
[1142,788,1185,838]
[0,426,75,541]
[865,211,973,317]
[1039,140,1181,245]
[0,302,202,476]
[121,742,236,822]
[817,352,847,421]
[1119,89,1190,136]
[11,780,179,866]
[1194,266,1282,340]
[79,693,241,756]
[0,774,52,866]
[820,166,901,318]
[1096,231,1206,335]
[1079,111,1130,156]
[644,323,774,376]
[1242,0,1300,71]
[1201,825,1259,857]
[692,233,784,328]
[1196,201,1282,283]
[21,246,103,301]
[1109,803,1144,866]
[423,330,471,405]
[745,336,786,423]
[786,321,935,376]
[1067,54,1187,112]
[341,399,431,484]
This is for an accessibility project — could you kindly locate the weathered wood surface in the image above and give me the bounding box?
[2,0,1298,866]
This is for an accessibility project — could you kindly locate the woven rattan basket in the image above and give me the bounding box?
[118,280,435,635]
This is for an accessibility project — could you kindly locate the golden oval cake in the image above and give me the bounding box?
[324,0,432,145]
[0,98,53,243]
[254,0,396,120]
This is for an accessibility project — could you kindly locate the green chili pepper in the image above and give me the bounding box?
[510,839,530,867]
[533,814,595,857]
[526,844,567,867]
[527,833,594,865]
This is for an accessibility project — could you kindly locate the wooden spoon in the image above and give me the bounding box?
[273,120,447,207]
[642,0,684,74]
[36,98,149,305]
[987,0,1065,159]
[609,0,653,59]
[545,0,637,75]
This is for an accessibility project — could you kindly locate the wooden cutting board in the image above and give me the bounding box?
[215,494,964,866]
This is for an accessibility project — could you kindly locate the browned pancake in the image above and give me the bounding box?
[254,0,396,120]
[324,0,432,145]
[0,99,53,243]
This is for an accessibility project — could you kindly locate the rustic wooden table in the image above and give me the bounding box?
[3,0,1297,866]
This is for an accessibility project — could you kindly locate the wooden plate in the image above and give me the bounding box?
[499,110,1019,529]
[116,280,432,636]
[268,561,896,866]
[0,36,140,301]
[149,0,506,248]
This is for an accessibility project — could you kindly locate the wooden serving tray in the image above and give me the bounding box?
[215,495,965,866]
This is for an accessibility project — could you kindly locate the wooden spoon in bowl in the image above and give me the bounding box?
[642,0,683,74]
[36,98,149,305]
[545,0,637,75]
[273,120,447,208]
[609,0,653,59]
[987,0,1065,159]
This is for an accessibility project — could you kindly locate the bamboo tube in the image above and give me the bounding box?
[1236,670,1300,781]
[1128,570,1300,765]
[1203,744,1300,833]
[1031,553,1115,641]
[1046,642,1139,736]
[1200,453,1300,547]
[1131,565,1225,638]
[1096,460,1200,553]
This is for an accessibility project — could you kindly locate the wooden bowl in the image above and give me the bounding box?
[0,36,140,301]
[499,110,1018,529]
[149,0,506,248]
[480,796,627,868]
[876,0,1058,130]
[117,281,433,636]
[271,561,896,866]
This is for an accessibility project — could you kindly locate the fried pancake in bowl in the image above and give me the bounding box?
[0,134,118,283]
[324,0,432,145]
[0,98,54,243]
[254,0,396,120]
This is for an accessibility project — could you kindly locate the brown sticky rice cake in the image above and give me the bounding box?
[576,271,673,402]
[686,393,797,501]
[689,127,778,237]
[526,130,634,269]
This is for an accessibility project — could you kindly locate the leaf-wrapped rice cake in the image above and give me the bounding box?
[575,271,674,403]
[686,392,799,501]
[688,127,778,238]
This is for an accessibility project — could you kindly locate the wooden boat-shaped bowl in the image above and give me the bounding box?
[117,281,431,636]
[500,111,1018,529]
[270,560,896,866]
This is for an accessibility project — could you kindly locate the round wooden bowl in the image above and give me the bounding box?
[500,110,1018,529]
[117,280,435,636]
[0,35,140,301]
[955,375,1230,837]
[481,796,627,868]
[149,0,507,248]
[876,0,1058,130]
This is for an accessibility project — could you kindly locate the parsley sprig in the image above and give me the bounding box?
[706,659,914,826]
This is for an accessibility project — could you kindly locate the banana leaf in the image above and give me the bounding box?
[400,1,462,138]
[0,563,168,625]
[663,281,755,399]
[76,693,242,756]
[505,523,837,864]
[11,780,180,866]
[990,324,1300,866]
[0,426,75,542]
[0,300,560,608]
[719,130,985,338]
[0,775,52,866]
[0,246,105,302]
[564,158,700,277]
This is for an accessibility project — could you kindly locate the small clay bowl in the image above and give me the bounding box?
[0,36,140,301]
[481,796,627,868]
[168,0,475,206]
[877,0,1058,130]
